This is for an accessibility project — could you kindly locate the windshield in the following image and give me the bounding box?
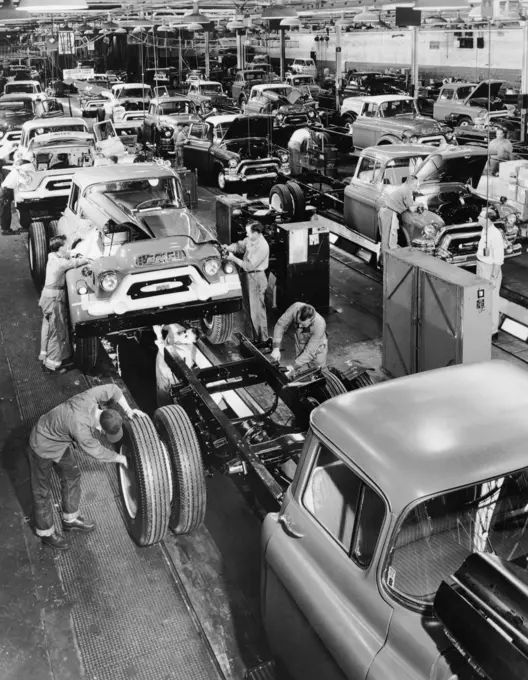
[456,86,475,99]
[379,99,417,117]
[292,77,313,86]
[385,469,528,606]
[0,100,31,112]
[380,155,431,184]
[213,123,231,140]
[118,88,150,99]
[159,101,195,115]
[5,84,35,93]
[263,87,293,98]
[246,72,266,81]
[85,176,188,210]
[29,124,86,140]
[31,147,94,170]
[201,84,223,95]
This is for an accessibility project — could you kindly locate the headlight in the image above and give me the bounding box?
[0,131,4,140]
[276,112,284,120]
[281,153,289,163]
[477,108,487,117]
[228,158,238,168]
[410,135,419,143]
[423,224,437,238]
[76,280,88,295]
[308,109,315,118]
[100,271,119,292]
[203,258,220,276]
[222,261,235,275]
[506,213,519,226]
[164,130,172,138]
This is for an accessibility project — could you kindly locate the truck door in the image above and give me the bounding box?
[262,434,391,680]
[345,154,382,242]
[353,103,379,150]
[433,87,454,121]
[143,102,157,143]
[183,122,210,175]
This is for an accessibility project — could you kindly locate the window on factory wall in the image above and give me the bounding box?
[429,41,440,50]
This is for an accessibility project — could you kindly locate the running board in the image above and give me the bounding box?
[245,661,276,680]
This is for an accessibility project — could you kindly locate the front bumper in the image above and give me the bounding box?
[225,160,288,183]
[74,296,242,337]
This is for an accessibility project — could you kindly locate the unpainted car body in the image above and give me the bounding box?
[103,83,153,122]
[341,95,444,149]
[262,360,528,680]
[244,84,321,132]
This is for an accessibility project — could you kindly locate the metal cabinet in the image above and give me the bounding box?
[383,248,492,377]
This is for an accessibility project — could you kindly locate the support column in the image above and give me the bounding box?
[335,23,342,111]
[205,30,210,79]
[410,26,419,96]
[237,31,244,69]
[521,21,528,143]
[280,27,286,80]
[178,29,183,85]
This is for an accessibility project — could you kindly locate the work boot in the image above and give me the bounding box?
[41,531,70,551]
[62,516,96,533]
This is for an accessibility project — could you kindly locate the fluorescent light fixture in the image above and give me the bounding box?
[500,316,528,342]
[17,0,88,10]
[414,0,470,9]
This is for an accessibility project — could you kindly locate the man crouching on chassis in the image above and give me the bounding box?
[271,302,328,374]
[27,384,145,551]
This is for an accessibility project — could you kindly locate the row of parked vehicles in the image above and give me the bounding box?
[3,64,528,680]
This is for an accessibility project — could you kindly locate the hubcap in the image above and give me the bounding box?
[218,172,226,190]
[202,313,214,330]
[270,193,283,212]
[118,443,138,519]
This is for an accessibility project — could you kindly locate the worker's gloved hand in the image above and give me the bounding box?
[270,348,281,362]
[127,408,146,419]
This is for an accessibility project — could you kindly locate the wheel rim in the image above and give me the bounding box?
[270,192,283,212]
[202,313,214,330]
[218,171,226,190]
[459,120,470,127]
[119,442,138,519]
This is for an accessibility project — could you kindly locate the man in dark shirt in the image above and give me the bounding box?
[27,384,144,551]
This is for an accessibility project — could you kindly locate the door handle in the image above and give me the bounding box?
[278,513,304,539]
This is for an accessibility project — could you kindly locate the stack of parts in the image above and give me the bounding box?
[477,160,528,219]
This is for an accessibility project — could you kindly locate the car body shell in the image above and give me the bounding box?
[341,95,444,149]
[16,116,90,159]
[289,58,317,78]
[0,93,64,140]
[182,114,290,186]
[142,96,201,153]
[285,74,327,101]
[55,164,241,337]
[343,144,521,265]
[262,360,528,680]
[103,83,153,122]
[231,70,268,104]
[433,80,510,124]
[4,80,44,97]
[341,72,405,100]
[187,80,233,112]
[244,84,320,131]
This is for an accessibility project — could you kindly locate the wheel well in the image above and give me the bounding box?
[377,137,397,145]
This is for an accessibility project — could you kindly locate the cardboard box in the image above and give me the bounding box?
[518,166,528,188]
[498,160,528,182]
[517,186,528,205]
[507,183,518,200]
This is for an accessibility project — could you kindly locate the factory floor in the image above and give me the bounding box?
[1,180,527,680]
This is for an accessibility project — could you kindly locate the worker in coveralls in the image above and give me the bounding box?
[375,174,420,257]
[39,236,90,373]
[288,127,314,175]
[486,126,513,176]
[476,207,505,336]
[0,158,34,234]
[271,302,328,372]
[225,221,269,343]
[27,384,144,551]
[174,123,188,167]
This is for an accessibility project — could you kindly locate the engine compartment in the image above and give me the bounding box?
[223,138,274,160]
[416,185,485,225]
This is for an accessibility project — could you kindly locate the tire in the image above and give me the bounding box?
[457,116,472,127]
[153,405,206,534]
[286,180,306,220]
[48,219,59,238]
[28,221,47,290]
[216,166,227,191]
[269,184,295,219]
[18,206,30,230]
[117,415,172,546]
[201,312,235,344]
[377,137,398,145]
[74,336,99,373]
[342,112,357,126]
[318,367,347,401]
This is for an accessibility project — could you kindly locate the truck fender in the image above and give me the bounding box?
[377,136,399,146]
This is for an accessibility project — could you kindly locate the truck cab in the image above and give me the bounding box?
[261,360,528,680]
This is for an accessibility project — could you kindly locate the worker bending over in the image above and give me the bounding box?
[271,302,328,372]
[288,127,314,175]
[375,174,420,256]
[27,384,144,551]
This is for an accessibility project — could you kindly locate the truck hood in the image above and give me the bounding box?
[414,148,488,186]
[159,113,201,126]
[386,115,441,133]
[465,80,504,103]
[434,552,528,680]
[222,116,271,140]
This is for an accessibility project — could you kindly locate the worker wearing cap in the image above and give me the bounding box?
[225,221,269,343]
[27,384,145,551]
[476,208,504,336]
[271,302,328,371]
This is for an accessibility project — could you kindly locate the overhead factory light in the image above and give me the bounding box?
[101,20,119,31]
[226,19,244,30]
[280,17,302,27]
[354,9,382,22]
[414,0,471,9]
[17,0,88,10]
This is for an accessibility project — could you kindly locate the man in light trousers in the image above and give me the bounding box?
[476,208,505,336]
[225,221,269,343]
[376,174,420,257]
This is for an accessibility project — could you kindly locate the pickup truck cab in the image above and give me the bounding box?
[262,360,528,680]
[231,69,268,107]
[4,80,44,97]
[433,80,511,126]
[289,58,317,78]
[187,80,233,112]
[16,116,89,160]
[103,83,153,122]
[142,96,201,156]
[341,95,444,149]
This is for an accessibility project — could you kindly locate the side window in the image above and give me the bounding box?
[303,444,385,567]
[148,103,156,115]
[440,88,454,100]
[356,156,383,184]
[189,123,207,139]
[364,103,378,118]
[69,183,80,213]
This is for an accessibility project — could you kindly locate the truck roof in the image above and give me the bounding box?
[22,117,86,130]
[311,361,528,513]
[350,94,414,105]
[73,163,175,190]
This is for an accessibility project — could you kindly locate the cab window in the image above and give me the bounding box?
[303,444,385,567]
[69,183,80,213]
[188,123,207,139]
[439,88,454,100]
[364,103,378,118]
[148,103,156,115]
[356,156,383,183]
